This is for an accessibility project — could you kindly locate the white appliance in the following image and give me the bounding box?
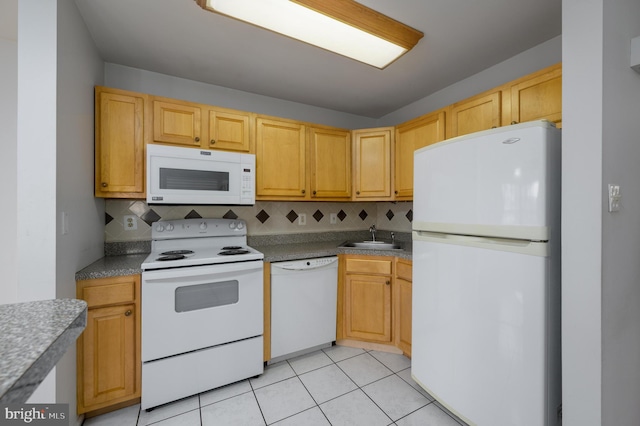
[411,120,562,426]
[146,143,255,205]
[270,257,338,362]
[141,218,264,410]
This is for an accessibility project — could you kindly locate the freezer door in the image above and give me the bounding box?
[413,121,560,240]
[411,237,557,426]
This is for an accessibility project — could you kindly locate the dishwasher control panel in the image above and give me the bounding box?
[271,256,338,271]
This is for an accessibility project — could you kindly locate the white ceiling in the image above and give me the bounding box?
[74,0,561,118]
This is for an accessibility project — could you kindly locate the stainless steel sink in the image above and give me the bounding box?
[340,240,403,250]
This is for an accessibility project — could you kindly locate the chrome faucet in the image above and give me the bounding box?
[369,224,377,241]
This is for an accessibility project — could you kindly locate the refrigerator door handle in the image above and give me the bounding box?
[412,230,549,257]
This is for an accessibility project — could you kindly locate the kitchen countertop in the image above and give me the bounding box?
[0,299,87,403]
[75,235,412,280]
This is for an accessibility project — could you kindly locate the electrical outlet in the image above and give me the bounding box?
[330,213,337,224]
[298,213,306,226]
[124,215,138,231]
[608,184,621,212]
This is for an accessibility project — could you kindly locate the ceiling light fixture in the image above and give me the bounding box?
[195,0,424,69]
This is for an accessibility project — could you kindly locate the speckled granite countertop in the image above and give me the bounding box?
[254,240,412,263]
[75,231,412,279]
[0,299,87,403]
[75,253,148,281]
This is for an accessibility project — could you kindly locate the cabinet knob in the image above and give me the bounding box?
[124,310,132,317]
[301,189,306,194]
[511,121,518,125]
[210,139,216,145]
[194,137,200,143]
[356,191,360,195]
[101,182,108,188]
[313,190,317,195]
[386,280,390,285]
[394,190,398,195]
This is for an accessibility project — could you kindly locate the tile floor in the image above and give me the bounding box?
[83,345,468,426]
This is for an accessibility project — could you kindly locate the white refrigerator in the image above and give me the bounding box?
[411,120,562,426]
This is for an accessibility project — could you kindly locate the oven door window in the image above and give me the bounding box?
[160,167,230,192]
[175,280,239,312]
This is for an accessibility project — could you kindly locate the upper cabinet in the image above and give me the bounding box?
[152,97,253,152]
[153,100,201,147]
[208,110,251,152]
[352,128,393,201]
[255,117,307,199]
[394,109,446,200]
[450,90,502,137]
[255,116,352,201]
[509,63,562,128]
[308,127,352,199]
[94,86,148,198]
[94,64,561,200]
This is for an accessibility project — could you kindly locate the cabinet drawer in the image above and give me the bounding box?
[396,260,412,281]
[80,277,137,308]
[345,258,392,275]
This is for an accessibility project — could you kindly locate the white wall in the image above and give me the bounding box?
[561,1,603,424]
[55,0,105,421]
[563,0,640,424]
[377,36,562,126]
[17,0,58,402]
[600,0,640,423]
[104,64,376,129]
[0,1,17,305]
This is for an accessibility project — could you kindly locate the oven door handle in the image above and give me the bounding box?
[142,260,263,281]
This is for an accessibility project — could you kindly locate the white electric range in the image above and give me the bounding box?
[140,218,264,410]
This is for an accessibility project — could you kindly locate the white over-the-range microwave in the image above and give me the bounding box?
[146,144,255,205]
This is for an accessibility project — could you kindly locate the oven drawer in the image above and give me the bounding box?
[142,260,263,362]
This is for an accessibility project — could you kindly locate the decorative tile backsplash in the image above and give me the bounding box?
[105,200,413,243]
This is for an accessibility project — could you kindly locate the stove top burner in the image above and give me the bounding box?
[218,249,251,256]
[221,246,243,250]
[161,250,195,256]
[156,254,187,261]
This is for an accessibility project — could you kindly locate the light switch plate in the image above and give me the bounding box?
[298,213,306,226]
[608,184,621,212]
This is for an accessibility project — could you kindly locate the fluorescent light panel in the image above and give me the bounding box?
[200,0,422,68]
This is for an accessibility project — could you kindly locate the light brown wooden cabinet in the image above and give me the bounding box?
[255,116,352,201]
[394,258,412,356]
[152,98,252,152]
[255,116,307,199]
[94,87,148,198]
[343,256,393,343]
[450,90,502,137]
[394,110,446,200]
[509,63,562,128]
[308,127,352,199]
[76,275,141,415]
[352,127,393,201]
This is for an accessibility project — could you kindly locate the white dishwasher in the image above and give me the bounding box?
[270,256,338,362]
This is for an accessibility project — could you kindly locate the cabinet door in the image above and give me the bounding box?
[510,64,562,128]
[95,88,146,197]
[352,128,392,200]
[81,304,137,409]
[394,277,412,356]
[394,110,446,199]
[256,117,307,198]
[208,110,251,152]
[451,91,501,137]
[153,100,202,147]
[309,127,351,199]
[345,274,392,343]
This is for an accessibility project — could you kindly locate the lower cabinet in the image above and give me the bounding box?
[394,258,412,356]
[76,275,141,415]
[339,255,412,355]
